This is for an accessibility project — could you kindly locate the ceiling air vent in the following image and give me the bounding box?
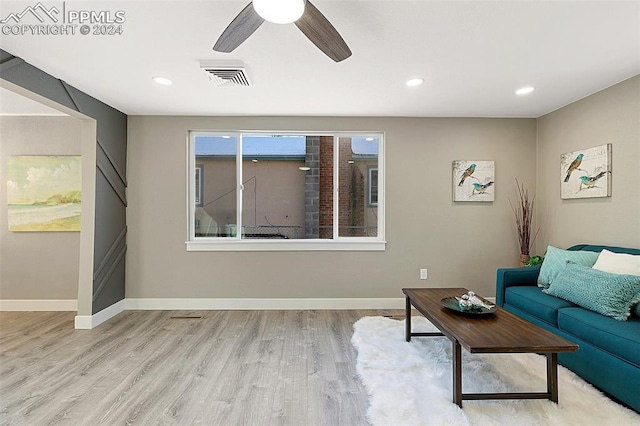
[201,60,251,87]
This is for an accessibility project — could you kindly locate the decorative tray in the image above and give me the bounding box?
[441,296,497,316]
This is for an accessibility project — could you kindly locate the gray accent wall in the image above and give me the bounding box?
[536,76,640,251]
[0,116,82,300]
[128,116,537,298]
[0,49,128,314]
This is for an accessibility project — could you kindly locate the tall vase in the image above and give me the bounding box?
[519,254,530,267]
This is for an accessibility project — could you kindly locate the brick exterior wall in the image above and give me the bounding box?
[304,137,320,238]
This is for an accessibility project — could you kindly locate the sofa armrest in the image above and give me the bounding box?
[495,265,541,307]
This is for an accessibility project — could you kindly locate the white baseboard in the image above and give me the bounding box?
[125,297,405,311]
[4,297,406,329]
[74,299,126,329]
[0,299,77,311]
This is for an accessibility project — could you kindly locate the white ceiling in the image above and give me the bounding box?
[0,0,638,118]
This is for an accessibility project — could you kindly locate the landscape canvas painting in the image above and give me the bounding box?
[453,160,495,202]
[560,144,611,199]
[7,156,82,232]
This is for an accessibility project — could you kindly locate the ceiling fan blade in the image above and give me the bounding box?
[295,1,352,62]
[213,3,265,53]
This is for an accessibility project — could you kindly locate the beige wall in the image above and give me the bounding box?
[197,158,307,237]
[536,76,640,251]
[242,159,306,234]
[127,116,536,298]
[0,116,82,300]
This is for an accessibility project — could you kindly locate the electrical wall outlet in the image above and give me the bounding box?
[420,269,428,280]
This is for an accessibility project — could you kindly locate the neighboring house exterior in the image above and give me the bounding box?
[195,135,378,239]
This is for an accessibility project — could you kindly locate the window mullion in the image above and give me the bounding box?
[236,134,243,240]
[333,134,339,240]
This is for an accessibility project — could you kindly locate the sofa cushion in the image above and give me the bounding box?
[558,307,640,367]
[537,246,600,289]
[544,262,640,321]
[593,249,640,276]
[505,286,575,326]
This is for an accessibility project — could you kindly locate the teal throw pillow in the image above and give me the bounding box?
[543,262,640,321]
[537,246,600,289]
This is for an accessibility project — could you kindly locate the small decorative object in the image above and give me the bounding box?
[510,179,539,266]
[561,144,612,199]
[462,291,495,310]
[441,291,497,315]
[452,160,495,202]
[6,156,82,232]
[458,294,473,311]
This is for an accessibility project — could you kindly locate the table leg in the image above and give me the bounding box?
[405,296,411,342]
[453,340,462,407]
[547,352,558,403]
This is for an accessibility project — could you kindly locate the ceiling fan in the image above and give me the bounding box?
[213,0,352,62]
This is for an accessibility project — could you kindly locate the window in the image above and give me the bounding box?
[195,165,203,207]
[368,166,378,207]
[187,132,384,251]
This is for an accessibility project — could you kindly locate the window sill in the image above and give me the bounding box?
[185,239,386,252]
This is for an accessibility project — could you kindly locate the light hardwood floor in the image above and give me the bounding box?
[0,309,403,425]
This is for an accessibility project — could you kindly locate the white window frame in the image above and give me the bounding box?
[186,131,385,251]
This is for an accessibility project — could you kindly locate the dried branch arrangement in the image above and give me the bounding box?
[509,179,538,256]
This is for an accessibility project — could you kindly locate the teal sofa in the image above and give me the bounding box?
[496,244,640,413]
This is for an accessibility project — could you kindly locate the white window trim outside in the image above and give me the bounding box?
[186,131,385,251]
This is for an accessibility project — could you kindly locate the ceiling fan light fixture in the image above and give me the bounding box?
[253,0,305,24]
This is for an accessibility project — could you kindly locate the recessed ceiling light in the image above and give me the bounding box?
[299,166,311,171]
[515,86,535,95]
[152,76,172,85]
[406,78,424,87]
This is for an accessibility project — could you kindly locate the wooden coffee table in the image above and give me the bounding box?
[403,287,578,408]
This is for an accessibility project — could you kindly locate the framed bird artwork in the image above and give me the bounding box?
[560,143,612,199]
[452,160,495,202]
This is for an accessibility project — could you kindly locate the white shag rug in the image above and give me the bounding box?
[352,316,640,426]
